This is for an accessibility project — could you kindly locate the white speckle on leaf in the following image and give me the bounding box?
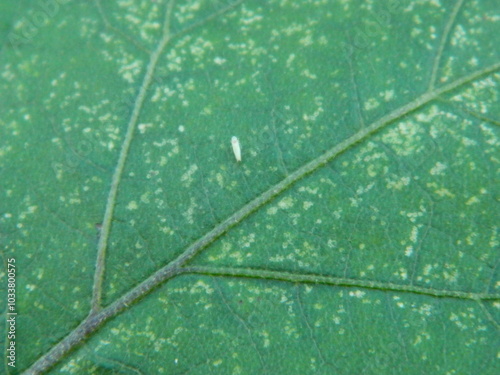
[153,139,167,147]
[386,176,411,191]
[299,34,313,46]
[301,69,317,80]
[182,198,198,225]
[118,60,142,84]
[349,290,365,298]
[442,263,458,282]
[410,226,419,243]
[298,186,319,195]
[261,331,270,348]
[466,196,480,205]
[303,201,313,210]
[394,268,408,280]
[286,53,296,68]
[430,162,447,175]
[216,173,224,188]
[190,280,214,295]
[364,98,379,110]
[451,24,467,46]
[278,197,294,209]
[26,284,36,292]
[383,90,395,101]
[181,164,198,187]
[140,192,150,204]
[302,96,324,121]
[127,201,138,210]
[214,57,226,65]
[267,206,278,215]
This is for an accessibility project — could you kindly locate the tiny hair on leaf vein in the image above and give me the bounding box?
[231,136,241,162]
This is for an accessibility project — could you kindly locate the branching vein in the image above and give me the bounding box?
[23,1,500,372]
[24,59,500,375]
[182,266,500,301]
[90,0,176,314]
[428,0,466,90]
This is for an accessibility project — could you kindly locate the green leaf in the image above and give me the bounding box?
[1,0,499,374]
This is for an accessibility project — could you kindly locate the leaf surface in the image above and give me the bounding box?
[1,0,499,374]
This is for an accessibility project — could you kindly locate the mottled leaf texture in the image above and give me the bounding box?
[1,0,499,374]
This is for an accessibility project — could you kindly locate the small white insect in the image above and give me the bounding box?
[231,136,241,162]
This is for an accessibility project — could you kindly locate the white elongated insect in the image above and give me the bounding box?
[231,136,241,162]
